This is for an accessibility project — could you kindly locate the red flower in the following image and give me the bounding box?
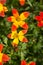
[35,12,43,27]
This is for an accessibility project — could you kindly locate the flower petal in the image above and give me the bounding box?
[0,11,5,17]
[12,9,19,18]
[19,35,24,42]
[19,0,25,6]
[7,33,11,39]
[7,16,16,22]
[22,37,28,42]
[7,16,12,22]
[21,23,28,29]
[12,38,19,47]
[11,25,17,31]
[0,62,3,65]
[35,16,42,21]
[20,12,30,20]
[0,44,3,52]
[22,30,28,34]
[2,54,10,62]
[37,22,43,27]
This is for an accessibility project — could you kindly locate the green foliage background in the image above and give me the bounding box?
[0,0,43,65]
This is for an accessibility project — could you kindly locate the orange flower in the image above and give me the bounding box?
[0,44,10,65]
[19,0,25,6]
[0,0,8,17]
[7,8,30,31]
[7,30,28,47]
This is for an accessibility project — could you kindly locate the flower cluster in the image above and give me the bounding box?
[0,44,10,65]
[7,8,30,47]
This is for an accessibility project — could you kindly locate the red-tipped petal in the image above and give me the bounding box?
[40,12,43,17]
[23,12,30,18]
[19,0,25,6]
[22,23,28,29]
[29,62,36,65]
[11,25,17,31]
[22,37,28,42]
[22,30,28,34]
[12,9,19,18]
[35,16,42,21]
[21,60,27,65]
[2,54,10,62]
[0,11,5,17]
[0,62,3,65]
[0,44,3,52]
[7,17,12,22]
[7,34,11,38]
[0,0,6,4]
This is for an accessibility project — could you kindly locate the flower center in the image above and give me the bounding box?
[14,33,18,38]
[16,17,21,21]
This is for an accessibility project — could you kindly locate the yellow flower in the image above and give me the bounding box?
[7,8,30,31]
[7,30,28,47]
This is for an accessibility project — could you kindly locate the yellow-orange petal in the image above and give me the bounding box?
[23,12,30,18]
[2,54,10,62]
[0,44,3,52]
[22,30,28,34]
[19,0,25,6]
[22,23,28,29]
[12,38,19,47]
[12,9,19,18]
[11,25,17,31]
[22,37,28,42]
[20,12,30,20]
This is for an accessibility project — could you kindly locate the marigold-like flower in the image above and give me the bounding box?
[35,12,43,27]
[0,44,10,65]
[19,0,25,6]
[0,0,8,17]
[7,8,30,31]
[7,30,28,47]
